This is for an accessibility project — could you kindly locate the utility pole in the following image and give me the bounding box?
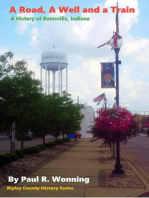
[77,96,79,104]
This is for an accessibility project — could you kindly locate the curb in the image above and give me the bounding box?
[121,149,149,197]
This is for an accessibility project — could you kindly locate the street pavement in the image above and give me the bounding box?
[121,134,149,197]
[0,138,147,197]
[0,138,55,154]
[122,134,149,181]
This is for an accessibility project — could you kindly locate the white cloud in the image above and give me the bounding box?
[119,65,149,110]
[16,13,35,34]
[0,47,12,55]
[28,0,140,62]
[29,28,40,45]
[122,38,149,61]
[12,0,149,111]
[27,0,143,110]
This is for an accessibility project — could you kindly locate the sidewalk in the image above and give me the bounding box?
[0,139,147,197]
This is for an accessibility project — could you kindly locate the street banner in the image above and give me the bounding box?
[101,62,115,88]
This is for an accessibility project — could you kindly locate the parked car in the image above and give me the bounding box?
[77,134,82,139]
[67,134,75,138]
[141,128,147,133]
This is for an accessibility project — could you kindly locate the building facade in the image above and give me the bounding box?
[80,106,94,138]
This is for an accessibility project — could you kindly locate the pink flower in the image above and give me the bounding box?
[95,105,134,133]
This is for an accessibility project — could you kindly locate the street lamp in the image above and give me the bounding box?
[111,34,122,106]
[110,34,124,174]
[104,98,107,110]
[111,35,123,49]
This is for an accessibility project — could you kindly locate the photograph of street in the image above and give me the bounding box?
[0,0,149,197]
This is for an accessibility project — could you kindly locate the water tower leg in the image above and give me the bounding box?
[61,70,62,96]
[40,66,42,90]
[66,65,68,93]
[53,71,56,93]
[58,64,60,95]
[48,71,50,95]
[45,64,47,95]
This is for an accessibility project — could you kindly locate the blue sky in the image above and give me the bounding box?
[1,0,149,115]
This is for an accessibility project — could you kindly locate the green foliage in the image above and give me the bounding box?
[29,91,84,146]
[0,137,70,168]
[15,129,32,141]
[0,51,13,78]
[15,149,24,158]
[23,147,34,155]
[0,51,84,150]
[23,145,41,155]
[45,137,70,147]
[0,51,43,150]
[0,152,18,168]
[58,92,85,138]
[45,141,57,148]
[37,144,44,150]
[6,153,18,162]
[65,137,71,142]
[57,138,65,144]
[23,136,32,141]
[57,137,70,144]
[0,155,5,168]
[0,154,11,167]
[35,145,42,153]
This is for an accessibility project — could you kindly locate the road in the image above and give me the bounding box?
[0,138,55,154]
[121,134,149,184]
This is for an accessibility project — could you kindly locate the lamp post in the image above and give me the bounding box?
[110,34,123,106]
[104,98,107,110]
[110,34,124,174]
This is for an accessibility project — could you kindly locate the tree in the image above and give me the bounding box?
[28,94,53,148]
[59,92,85,139]
[57,92,74,139]
[93,106,139,142]
[0,52,42,150]
[141,116,149,128]
[64,103,85,141]
[0,51,13,78]
[89,105,139,158]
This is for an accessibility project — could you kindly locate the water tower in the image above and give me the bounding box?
[40,46,68,95]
